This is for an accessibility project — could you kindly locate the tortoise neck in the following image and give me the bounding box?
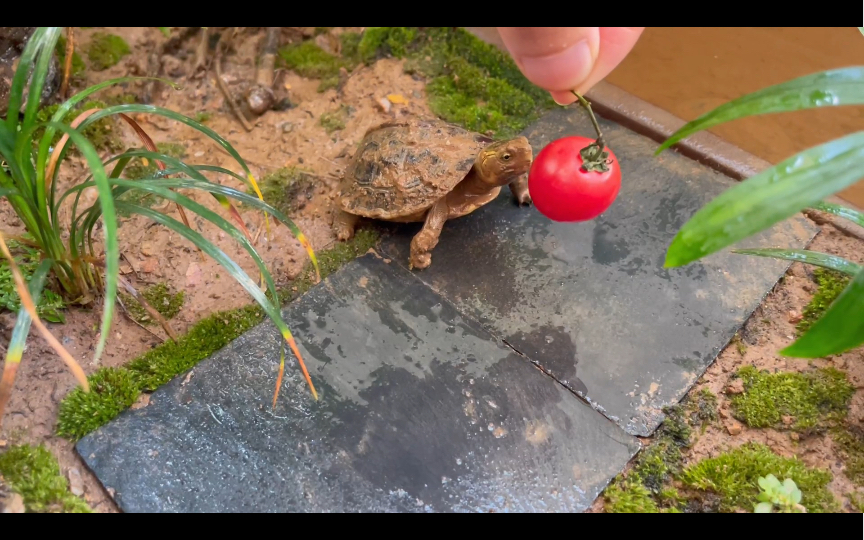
[462,169,498,195]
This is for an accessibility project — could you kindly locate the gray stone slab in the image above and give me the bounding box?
[76,254,639,513]
[379,107,818,436]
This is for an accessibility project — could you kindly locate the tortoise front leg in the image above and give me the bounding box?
[509,173,532,206]
[409,199,449,270]
[333,210,358,242]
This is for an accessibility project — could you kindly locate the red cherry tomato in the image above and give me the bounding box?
[528,135,621,222]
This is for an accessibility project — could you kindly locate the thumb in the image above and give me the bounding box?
[497,27,600,98]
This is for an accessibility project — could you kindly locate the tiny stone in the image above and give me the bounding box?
[725,422,742,436]
[790,433,799,441]
[725,379,745,394]
[67,468,85,497]
[140,242,155,257]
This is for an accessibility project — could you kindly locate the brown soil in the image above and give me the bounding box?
[1,27,863,513]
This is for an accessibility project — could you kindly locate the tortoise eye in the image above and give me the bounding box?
[502,153,511,160]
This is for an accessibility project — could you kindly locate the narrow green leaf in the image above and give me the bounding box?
[41,121,118,365]
[731,248,862,275]
[656,67,864,154]
[811,200,864,228]
[781,269,864,357]
[665,130,864,268]
[20,28,61,141]
[4,27,46,133]
[7,259,54,362]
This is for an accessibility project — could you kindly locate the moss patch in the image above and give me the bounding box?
[604,403,693,513]
[250,166,317,216]
[34,99,123,153]
[730,365,853,431]
[0,239,66,323]
[56,228,381,441]
[681,442,838,513]
[120,282,184,325]
[0,445,91,513]
[86,32,131,71]
[320,104,352,134]
[797,268,851,335]
[832,423,864,486]
[277,33,363,92]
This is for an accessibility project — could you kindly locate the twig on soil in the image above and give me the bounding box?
[214,29,254,132]
[245,27,279,116]
[59,27,74,99]
[803,209,864,243]
[121,252,142,281]
[191,27,210,79]
[116,274,178,342]
[115,292,167,343]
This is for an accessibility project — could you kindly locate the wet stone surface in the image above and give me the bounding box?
[379,106,818,436]
[77,254,640,513]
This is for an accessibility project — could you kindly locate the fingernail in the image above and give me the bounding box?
[515,39,594,94]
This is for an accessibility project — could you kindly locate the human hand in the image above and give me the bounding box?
[494,27,645,105]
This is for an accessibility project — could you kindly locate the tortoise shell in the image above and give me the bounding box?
[337,118,494,219]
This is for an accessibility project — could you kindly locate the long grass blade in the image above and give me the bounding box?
[781,268,864,358]
[116,201,318,401]
[811,200,864,228]
[731,248,862,276]
[657,66,864,154]
[41,121,119,365]
[0,231,89,391]
[0,259,53,427]
[76,104,318,272]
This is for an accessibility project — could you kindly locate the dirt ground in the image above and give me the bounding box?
[0,27,862,513]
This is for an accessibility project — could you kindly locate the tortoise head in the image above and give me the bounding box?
[475,136,533,186]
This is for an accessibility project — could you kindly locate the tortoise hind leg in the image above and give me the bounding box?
[333,210,359,242]
[509,173,532,206]
[410,199,449,270]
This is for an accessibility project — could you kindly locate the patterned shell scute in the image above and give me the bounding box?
[339,119,493,218]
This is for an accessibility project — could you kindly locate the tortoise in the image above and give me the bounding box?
[333,117,534,269]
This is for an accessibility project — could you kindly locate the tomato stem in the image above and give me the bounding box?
[571,90,611,173]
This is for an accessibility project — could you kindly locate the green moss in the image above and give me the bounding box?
[56,367,141,440]
[250,166,317,216]
[34,100,122,153]
[320,104,352,133]
[798,268,851,335]
[128,305,264,391]
[120,282,185,325]
[681,442,839,513]
[0,445,92,513]
[604,482,659,513]
[847,491,864,511]
[0,239,66,323]
[278,39,359,93]
[730,365,853,431]
[832,423,864,486]
[194,111,212,123]
[357,27,418,63]
[86,32,131,71]
[56,229,381,441]
[55,35,85,79]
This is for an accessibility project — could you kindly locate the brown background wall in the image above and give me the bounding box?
[604,27,864,207]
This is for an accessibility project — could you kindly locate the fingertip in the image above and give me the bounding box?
[551,91,577,106]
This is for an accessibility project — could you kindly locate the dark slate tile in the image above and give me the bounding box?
[378,107,818,436]
[76,254,639,513]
